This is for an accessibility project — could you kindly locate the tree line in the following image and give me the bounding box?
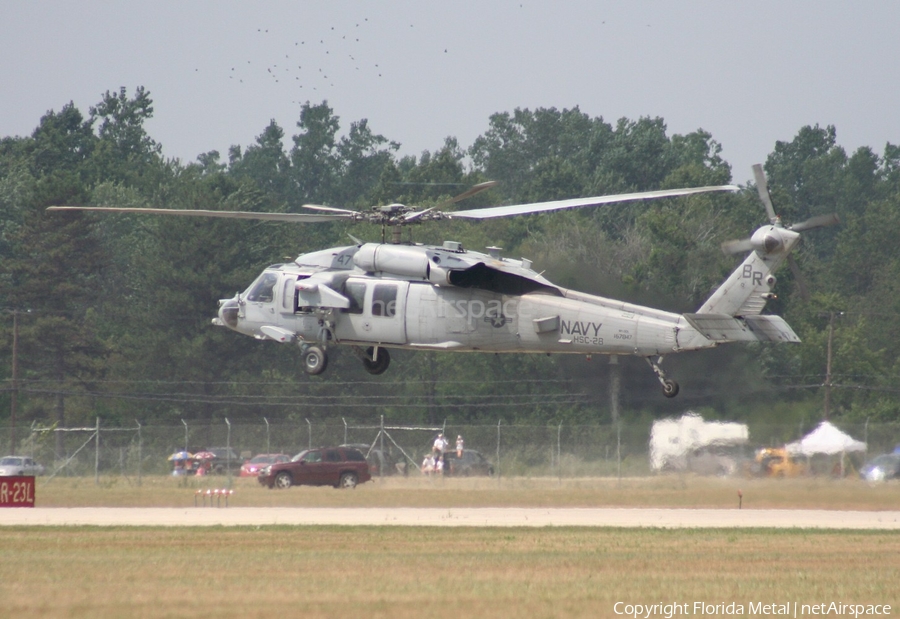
[2,87,899,438]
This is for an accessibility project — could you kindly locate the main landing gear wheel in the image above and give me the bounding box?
[646,356,680,398]
[302,345,328,375]
[362,347,390,375]
[661,379,680,398]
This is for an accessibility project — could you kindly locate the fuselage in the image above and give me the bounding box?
[216,242,714,357]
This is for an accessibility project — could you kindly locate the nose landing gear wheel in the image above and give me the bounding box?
[302,345,328,375]
[362,347,390,375]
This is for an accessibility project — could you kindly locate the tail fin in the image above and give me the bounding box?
[684,226,801,344]
[683,163,838,345]
[700,163,839,317]
[697,244,787,317]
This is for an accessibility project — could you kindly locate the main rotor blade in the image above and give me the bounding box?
[301,203,358,215]
[752,164,779,224]
[47,206,350,223]
[448,185,738,220]
[403,207,434,222]
[324,181,499,218]
[435,181,499,208]
[789,213,840,232]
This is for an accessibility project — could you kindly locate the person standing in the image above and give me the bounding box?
[456,435,465,457]
[433,433,448,455]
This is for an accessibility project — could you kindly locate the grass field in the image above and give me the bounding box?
[2,476,897,618]
[0,526,897,618]
[29,473,900,510]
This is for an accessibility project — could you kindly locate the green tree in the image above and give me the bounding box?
[1,182,111,437]
[290,101,341,204]
[88,86,164,188]
[228,120,294,201]
[334,118,398,206]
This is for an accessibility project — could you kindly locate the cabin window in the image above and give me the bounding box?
[372,284,397,317]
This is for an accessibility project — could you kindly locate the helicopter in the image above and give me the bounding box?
[48,164,837,397]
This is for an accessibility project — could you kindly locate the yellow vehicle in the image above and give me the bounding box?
[754,448,806,477]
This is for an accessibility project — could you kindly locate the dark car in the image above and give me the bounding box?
[206,447,241,475]
[860,453,900,482]
[440,450,494,477]
[258,446,372,489]
[340,443,404,476]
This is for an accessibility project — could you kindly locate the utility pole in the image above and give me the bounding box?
[10,311,19,455]
[4,309,30,455]
[823,312,835,420]
[609,355,621,481]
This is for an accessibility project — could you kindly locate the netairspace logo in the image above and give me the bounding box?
[613,601,893,618]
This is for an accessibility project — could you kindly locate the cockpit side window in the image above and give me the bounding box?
[341,281,366,314]
[246,272,279,303]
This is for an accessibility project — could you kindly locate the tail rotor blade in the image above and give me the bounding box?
[721,238,755,255]
[752,164,779,224]
[789,213,840,232]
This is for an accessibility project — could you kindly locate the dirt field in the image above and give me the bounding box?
[3,505,900,528]
[3,475,899,529]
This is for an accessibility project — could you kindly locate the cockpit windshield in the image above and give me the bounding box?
[245,272,279,303]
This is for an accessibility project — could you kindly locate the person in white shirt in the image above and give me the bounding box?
[433,433,448,455]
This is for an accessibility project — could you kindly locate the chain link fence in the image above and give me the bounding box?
[2,418,898,481]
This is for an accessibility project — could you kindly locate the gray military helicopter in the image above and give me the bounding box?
[49,164,836,397]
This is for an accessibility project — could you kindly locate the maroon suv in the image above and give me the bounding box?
[258,446,372,489]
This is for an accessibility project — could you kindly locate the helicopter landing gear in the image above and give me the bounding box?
[646,356,679,398]
[361,346,391,375]
[301,345,328,375]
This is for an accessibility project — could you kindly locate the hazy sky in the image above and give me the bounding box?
[3,1,898,184]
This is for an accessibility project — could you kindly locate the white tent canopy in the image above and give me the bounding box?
[786,421,866,456]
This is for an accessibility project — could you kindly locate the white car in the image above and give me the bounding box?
[0,456,45,476]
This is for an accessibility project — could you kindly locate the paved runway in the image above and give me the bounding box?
[2,507,900,529]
